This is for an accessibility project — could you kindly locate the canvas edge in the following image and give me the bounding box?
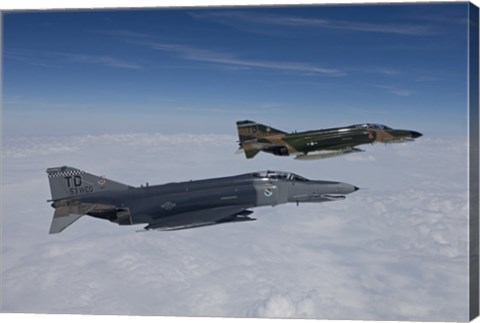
[469,1,480,321]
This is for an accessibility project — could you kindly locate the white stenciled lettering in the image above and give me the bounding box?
[68,185,94,195]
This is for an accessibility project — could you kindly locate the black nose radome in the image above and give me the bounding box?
[411,131,422,139]
[354,186,360,191]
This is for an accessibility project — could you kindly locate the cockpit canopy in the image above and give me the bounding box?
[253,170,309,181]
[354,123,392,130]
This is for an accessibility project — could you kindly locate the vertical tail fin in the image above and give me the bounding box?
[236,120,286,159]
[236,120,286,141]
[46,166,133,234]
[46,166,132,201]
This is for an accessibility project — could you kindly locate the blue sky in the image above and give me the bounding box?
[3,3,470,137]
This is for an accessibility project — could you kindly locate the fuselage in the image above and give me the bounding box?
[281,123,422,155]
[236,120,422,159]
[71,171,358,227]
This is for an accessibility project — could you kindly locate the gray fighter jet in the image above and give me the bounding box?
[46,166,358,234]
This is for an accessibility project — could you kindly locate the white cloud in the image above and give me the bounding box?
[5,50,142,70]
[62,53,142,69]
[100,30,345,76]
[190,12,436,36]
[138,41,345,76]
[372,84,413,97]
[1,133,470,321]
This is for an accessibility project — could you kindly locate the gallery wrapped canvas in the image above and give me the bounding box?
[1,1,479,322]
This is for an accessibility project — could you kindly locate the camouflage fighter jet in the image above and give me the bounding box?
[236,120,422,160]
[46,166,358,234]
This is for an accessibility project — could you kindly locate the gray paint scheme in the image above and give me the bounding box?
[46,166,358,234]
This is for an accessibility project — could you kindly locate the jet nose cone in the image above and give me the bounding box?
[411,131,422,139]
[354,186,360,191]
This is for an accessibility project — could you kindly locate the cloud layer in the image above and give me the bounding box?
[1,133,470,321]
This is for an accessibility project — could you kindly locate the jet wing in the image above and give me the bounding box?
[145,205,255,231]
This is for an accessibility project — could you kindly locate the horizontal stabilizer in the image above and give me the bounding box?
[238,140,275,159]
[235,147,260,159]
[49,206,83,234]
[245,148,260,159]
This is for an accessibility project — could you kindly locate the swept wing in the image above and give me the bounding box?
[145,205,255,231]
